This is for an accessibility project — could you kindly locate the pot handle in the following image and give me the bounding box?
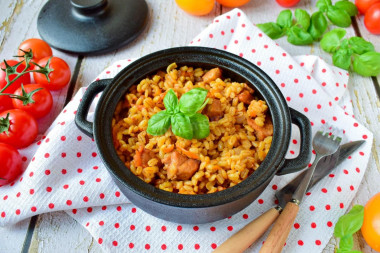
[75,79,112,138]
[276,108,312,175]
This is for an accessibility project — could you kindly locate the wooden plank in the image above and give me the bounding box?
[0,218,30,253]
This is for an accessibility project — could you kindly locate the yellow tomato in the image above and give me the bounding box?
[216,0,251,7]
[361,192,380,251]
[175,0,215,16]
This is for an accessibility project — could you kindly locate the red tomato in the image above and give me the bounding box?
[216,0,250,7]
[175,0,214,16]
[364,3,380,34]
[12,84,53,119]
[33,56,71,91]
[0,109,38,149]
[18,38,52,62]
[0,95,13,113]
[0,143,23,186]
[361,192,380,251]
[355,0,380,14]
[276,0,300,7]
[0,60,31,93]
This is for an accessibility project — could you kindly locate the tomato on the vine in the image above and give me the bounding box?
[361,192,380,251]
[364,3,380,34]
[355,0,380,14]
[0,60,31,93]
[175,0,214,16]
[276,0,300,7]
[33,56,71,91]
[12,84,53,119]
[216,0,250,7]
[0,109,38,149]
[0,143,23,186]
[18,38,52,63]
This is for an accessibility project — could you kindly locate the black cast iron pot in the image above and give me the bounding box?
[75,47,312,224]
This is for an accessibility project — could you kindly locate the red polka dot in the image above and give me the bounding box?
[193,226,199,231]
[270,57,274,61]
[311,222,317,228]
[83,196,89,202]
[48,203,54,209]
[322,82,326,86]
[99,221,104,226]
[223,45,227,50]
[259,33,263,37]
[286,97,291,101]
[177,225,182,231]
[115,223,120,228]
[243,214,249,219]
[113,241,118,247]
[98,238,103,244]
[309,205,315,211]
[161,244,167,250]
[234,40,238,44]
[3,195,8,200]
[251,49,256,53]
[257,61,261,66]
[325,204,331,210]
[306,75,311,80]
[264,45,268,49]
[31,206,37,212]
[298,240,304,246]
[344,170,348,174]
[117,206,122,211]
[209,34,213,38]
[46,187,52,192]
[92,152,97,157]
[131,207,136,213]
[246,36,250,40]
[275,70,280,74]
[93,166,98,170]
[340,203,344,208]
[337,186,342,192]
[300,62,304,66]
[359,151,364,156]
[87,207,92,213]
[322,69,326,73]
[304,107,308,112]
[80,180,85,185]
[77,152,81,157]
[258,199,264,204]
[29,189,34,195]
[195,244,200,250]
[146,225,151,231]
[363,135,367,139]
[231,29,234,33]
[45,170,51,175]
[61,153,66,158]
[115,191,121,197]
[15,209,20,215]
[129,243,134,248]
[327,221,333,227]
[210,226,216,231]
[227,226,233,231]
[130,225,135,230]
[350,185,354,191]
[72,209,77,214]
[329,174,335,178]
[316,240,321,245]
[1,212,5,218]
[178,244,183,250]
[312,89,317,94]
[317,104,321,109]
[63,184,69,189]
[321,188,327,193]
[356,168,360,173]
[101,206,107,210]
[294,79,299,83]
[16,192,21,198]
[161,226,166,231]
[77,168,83,173]
[66,200,72,206]
[321,119,326,124]
[44,153,50,158]
[289,65,293,69]
[281,83,285,88]
[335,96,339,101]
[294,223,300,229]
[29,172,34,177]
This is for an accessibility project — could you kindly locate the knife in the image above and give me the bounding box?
[213,140,365,253]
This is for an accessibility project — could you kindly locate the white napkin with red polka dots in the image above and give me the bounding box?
[0,9,373,253]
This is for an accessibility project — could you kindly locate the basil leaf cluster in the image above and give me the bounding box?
[147,88,210,140]
[318,0,358,27]
[334,205,364,253]
[321,29,380,75]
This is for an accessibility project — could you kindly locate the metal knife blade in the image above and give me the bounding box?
[276,140,365,208]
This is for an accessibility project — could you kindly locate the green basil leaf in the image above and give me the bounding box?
[308,11,328,40]
[339,235,354,250]
[320,28,346,53]
[334,205,364,238]
[179,87,208,116]
[335,0,358,16]
[147,110,171,136]
[295,9,311,31]
[190,113,210,139]
[287,26,313,45]
[353,52,380,77]
[171,113,193,140]
[326,6,352,27]
[164,89,178,113]
[257,22,285,39]
[333,48,353,70]
[277,10,293,28]
[340,38,349,49]
[316,0,332,12]
[349,37,375,55]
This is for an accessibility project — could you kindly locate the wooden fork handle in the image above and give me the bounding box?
[214,208,280,253]
[259,201,299,253]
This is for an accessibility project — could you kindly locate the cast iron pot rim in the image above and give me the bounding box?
[93,46,291,208]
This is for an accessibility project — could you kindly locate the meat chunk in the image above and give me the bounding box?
[205,99,223,121]
[247,118,273,141]
[202,68,222,83]
[134,147,157,168]
[238,90,254,104]
[163,151,200,180]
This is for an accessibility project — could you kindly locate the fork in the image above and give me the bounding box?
[259,128,342,253]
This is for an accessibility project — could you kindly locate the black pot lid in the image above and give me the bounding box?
[37,0,149,55]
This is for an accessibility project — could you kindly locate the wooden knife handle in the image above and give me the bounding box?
[259,201,299,253]
[214,208,281,253]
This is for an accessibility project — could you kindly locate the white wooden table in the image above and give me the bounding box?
[1,0,379,252]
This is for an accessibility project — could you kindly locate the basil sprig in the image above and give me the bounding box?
[334,205,364,253]
[147,88,210,140]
